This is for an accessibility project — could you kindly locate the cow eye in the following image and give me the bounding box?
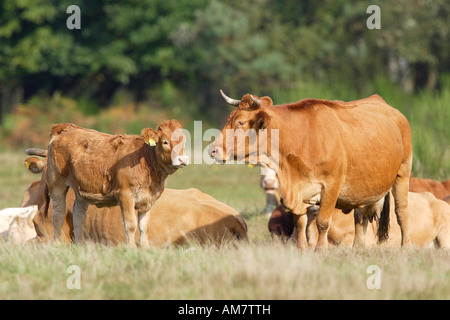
[162,139,169,145]
[235,120,245,127]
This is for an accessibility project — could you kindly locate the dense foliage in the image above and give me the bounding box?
[1,0,449,120]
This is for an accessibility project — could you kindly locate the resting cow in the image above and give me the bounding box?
[210,91,412,251]
[11,156,247,246]
[46,121,188,247]
[409,175,450,200]
[23,156,45,174]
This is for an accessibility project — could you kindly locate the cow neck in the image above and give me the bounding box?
[262,105,311,214]
[265,104,310,161]
[143,145,172,182]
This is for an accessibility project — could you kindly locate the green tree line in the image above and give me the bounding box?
[0,0,449,122]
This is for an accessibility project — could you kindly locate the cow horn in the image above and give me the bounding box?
[220,90,241,106]
[250,95,261,107]
[25,148,47,157]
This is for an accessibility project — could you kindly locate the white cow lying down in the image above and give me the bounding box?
[0,206,38,241]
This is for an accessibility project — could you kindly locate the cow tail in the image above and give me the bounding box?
[44,184,50,218]
[377,192,390,243]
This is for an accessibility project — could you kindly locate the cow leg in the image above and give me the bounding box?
[51,186,69,242]
[353,209,368,248]
[315,188,340,252]
[293,213,308,249]
[392,157,412,247]
[119,193,137,248]
[72,197,89,244]
[435,224,450,249]
[306,212,318,247]
[262,194,278,215]
[137,210,151,248]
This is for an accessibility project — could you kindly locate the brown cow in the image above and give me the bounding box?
[409,175,450,200]
[13,157,247,246]
[210,91,412,251]
[46,121,188,247]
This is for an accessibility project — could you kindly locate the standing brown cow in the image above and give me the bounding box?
[210,91,412,251]
[46,121,188,247]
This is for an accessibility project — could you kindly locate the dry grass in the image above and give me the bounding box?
[0,241,448,300]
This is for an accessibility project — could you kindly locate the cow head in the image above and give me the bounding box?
[268,205,294,239]
[142,119,189,172]
[24,156,45,174]
[209,91,277,168]
[7,205,38,245]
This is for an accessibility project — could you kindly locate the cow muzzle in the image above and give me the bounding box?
[172,155,189,168]
[261,178,278,194]
[208,145,227,164]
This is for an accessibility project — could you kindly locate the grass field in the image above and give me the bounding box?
[0,151,449,300]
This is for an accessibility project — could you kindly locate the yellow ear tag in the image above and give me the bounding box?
[148,138,156,146]
[24,161,30,169]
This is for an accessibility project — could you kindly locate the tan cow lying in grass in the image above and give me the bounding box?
[11,156,248,246]
[46,121,188,247]
[379,192,450,248]
[269,192,450,248]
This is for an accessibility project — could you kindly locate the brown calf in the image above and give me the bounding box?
[45,121,188,247]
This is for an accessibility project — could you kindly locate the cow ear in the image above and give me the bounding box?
[256,111,271,130]
[28,208,38,227]
[141,128,158,146]
[260,96,273,107]
[250,95,273,109]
